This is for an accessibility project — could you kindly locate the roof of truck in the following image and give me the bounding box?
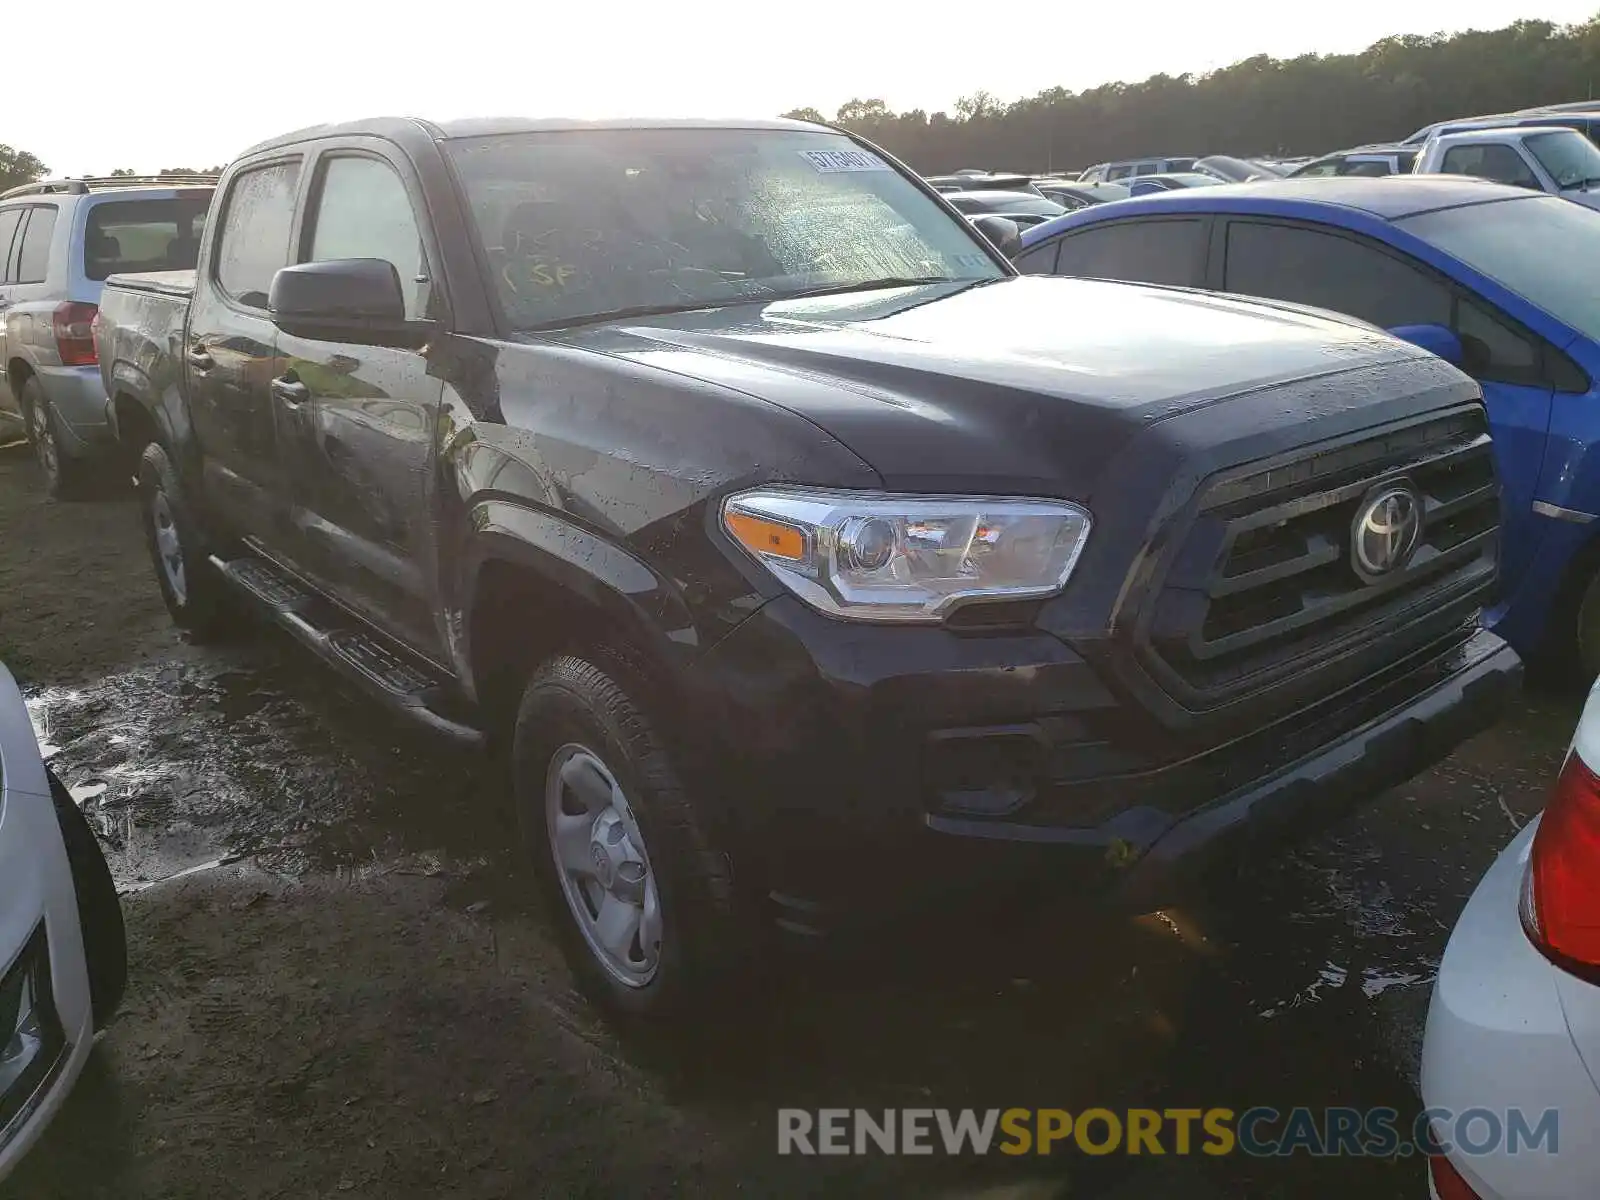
[239,115,827,157]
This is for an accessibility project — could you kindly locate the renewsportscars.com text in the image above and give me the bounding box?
[777,1106,1559,1158]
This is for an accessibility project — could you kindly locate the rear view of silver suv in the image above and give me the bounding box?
[0,177,215,497]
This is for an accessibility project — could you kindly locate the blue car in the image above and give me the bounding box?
[1017,177,1600,672]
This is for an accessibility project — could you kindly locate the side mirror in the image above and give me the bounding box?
[1387,322,1464,367]
[970,214,1022,258]
[268,259,433,348]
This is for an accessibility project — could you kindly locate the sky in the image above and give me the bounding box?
[9,0,1599,176]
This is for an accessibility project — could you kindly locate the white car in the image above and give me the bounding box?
[1421,680,1600,1199]
[0,661,125,1182]
[1411,126,1600,210]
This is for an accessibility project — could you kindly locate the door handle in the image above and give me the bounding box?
[186,346,214,371]
[271,377,310,407]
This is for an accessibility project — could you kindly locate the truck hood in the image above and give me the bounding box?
[536,275,1451,495]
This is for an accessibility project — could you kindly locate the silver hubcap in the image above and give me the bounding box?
[29,404,57,479]
[149,489,187,605]
[545,744,662,987]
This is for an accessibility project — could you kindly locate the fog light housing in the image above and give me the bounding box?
[0,926,65,1140]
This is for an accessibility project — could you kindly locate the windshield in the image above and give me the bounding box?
[1524,130,1600,188]
[444,128,1004,330]
[1400,195,1600,340]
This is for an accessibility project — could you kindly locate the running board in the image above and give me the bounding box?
[210,554,484,747]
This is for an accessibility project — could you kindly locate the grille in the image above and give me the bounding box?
[1138,408,1498,706]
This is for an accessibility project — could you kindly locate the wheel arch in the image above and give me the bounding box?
[459,501,701,732]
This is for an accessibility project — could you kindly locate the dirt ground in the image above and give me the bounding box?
[0,440,1579,1198]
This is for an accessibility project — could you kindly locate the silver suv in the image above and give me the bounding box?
[0,177,215,497]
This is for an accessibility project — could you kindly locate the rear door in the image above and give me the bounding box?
[185,157,303,546]
[1217,218,1558,585]
[271,143,446,658]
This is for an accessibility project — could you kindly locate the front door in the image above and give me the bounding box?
[185,157,303,546]
[272,147,446,661]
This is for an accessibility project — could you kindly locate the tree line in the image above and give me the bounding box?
[11,18,1600,191]
[783,17,1600,173]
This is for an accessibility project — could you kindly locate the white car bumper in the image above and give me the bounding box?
[0,665,94,1183]
[1420,818,1600,1199]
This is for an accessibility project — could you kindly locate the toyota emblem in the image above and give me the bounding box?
[1352,484,1423,580]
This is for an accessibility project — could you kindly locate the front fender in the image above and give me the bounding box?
[456,497,703,701]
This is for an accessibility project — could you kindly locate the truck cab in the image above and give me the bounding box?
[1414,126,1600,208]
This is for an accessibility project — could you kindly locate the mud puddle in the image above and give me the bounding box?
[24,646,513,899]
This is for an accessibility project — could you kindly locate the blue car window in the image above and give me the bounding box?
[1013,241,1060,274]
[1223,221,1452,329]
[1053,219,1207,288]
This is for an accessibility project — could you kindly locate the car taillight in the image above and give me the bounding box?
[1520,750,1600,981]
[1429,1153,1483,1200]
[52,302,98,367]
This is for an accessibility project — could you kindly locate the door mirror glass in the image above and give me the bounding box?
[268,259,431,347]
[1387,322,1464,366]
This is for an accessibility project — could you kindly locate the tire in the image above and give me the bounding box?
[511,655,737,1021]
[135,440,239,640]
[47,768,127,1031]
[21,378,90,500]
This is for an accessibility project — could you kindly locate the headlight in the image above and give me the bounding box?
[721,488,1092,622]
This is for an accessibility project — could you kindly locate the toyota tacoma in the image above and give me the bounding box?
[93,116,1520,1019]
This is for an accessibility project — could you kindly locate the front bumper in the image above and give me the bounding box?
[1420,820,1600,1200]
[687,597,1521,933]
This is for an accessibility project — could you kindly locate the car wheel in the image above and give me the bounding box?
[135,441,239,639]
[47,768,126,1031]
[512,654,737,1021]
[21,378,89,500]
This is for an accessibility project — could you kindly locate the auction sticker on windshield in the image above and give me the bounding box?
[800,149,891,173]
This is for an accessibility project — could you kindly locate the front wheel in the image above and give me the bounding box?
[512,655,738,1020]
[135,441,239,639]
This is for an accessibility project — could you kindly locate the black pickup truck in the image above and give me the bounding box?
[94,116,1519,1019]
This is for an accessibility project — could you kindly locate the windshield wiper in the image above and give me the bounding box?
[518,299,747,333]
[771,276,984,301]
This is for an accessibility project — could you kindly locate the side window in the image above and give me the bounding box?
[1223,222,1451,329]
[1457,296,1542,386]
[1054,219,1207,288]
[15,206,58,283]
[1296,160,1340,177]
[215,160,302,309]
[1107,164,1133,181]
[1013,241,1061,274]
[0,209,22,283]
[1134,162,1160,176]
[1440,144,1539,189]
[304,156,428,320]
